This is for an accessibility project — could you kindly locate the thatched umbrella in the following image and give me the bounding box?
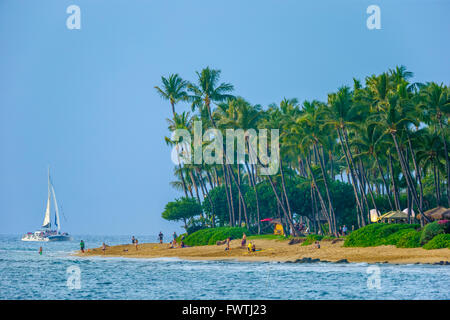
[378,210,408,223]
[416,207,450,221]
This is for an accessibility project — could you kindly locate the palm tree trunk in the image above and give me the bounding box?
[265,174,298,236]
[221,164,233,226]
[342,129,368,226]
[170,101,176,117]
[305,159,332,235]
[337,128,365,226]
[407,135,424,214]
[279,157,294,224]
[314,143,337,235]
[226,164,249,228]
[188,170,201,203]
[245,161,261,234]
[197,167,216,227]
[433,163,441,206]
[225,165,236,226]
[360,158,380,222]
[178,164,189,198]
[391,132,430,222]
[329,151,334,181]
[374,154,394,210]
[438,119,450,206]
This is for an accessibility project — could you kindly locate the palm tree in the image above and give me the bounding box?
[373,89,431,222]
[352,123,394,211]
[420,82,450,206]
[217,97,263,233]
[415,128,446,206]
[323,86,366,226]
[188,67,252,228]
[296,100,337,235]
[188,67,234,126]
[155,74,189,117]
[165,111,193,198]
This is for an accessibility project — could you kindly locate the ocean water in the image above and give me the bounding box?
[0,234,448,300]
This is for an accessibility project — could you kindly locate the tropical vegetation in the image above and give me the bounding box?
[156,66,450,237]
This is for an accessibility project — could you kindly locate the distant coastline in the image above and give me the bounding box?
[75,238,450,265]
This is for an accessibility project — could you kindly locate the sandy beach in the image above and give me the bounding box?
[76,238,450,264]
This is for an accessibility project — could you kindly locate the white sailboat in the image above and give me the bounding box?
[21,168,72,242]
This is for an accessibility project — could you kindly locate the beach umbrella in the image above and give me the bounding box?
[369,209,381,222]
[402,208,415,218]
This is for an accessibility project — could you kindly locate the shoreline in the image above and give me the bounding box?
[75,238,450,265]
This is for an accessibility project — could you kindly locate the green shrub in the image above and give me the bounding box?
[343,223,419,247]
[423,234,450,250]
[396,230,422,248]
[383,228,415,245]
[302,234,324,246]
[420,221,445,245]
[183,227,249,246]
[437,220,450,233]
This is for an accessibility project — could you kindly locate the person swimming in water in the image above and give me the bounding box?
[39,247,43,255]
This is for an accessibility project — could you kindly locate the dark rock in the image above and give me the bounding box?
[288,238,304,245]
[292,257,322,263]
[335,259,349,263]
[433,261,448,265]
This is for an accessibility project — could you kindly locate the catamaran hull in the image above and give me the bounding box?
[21,236,50,242]
[48,235,72,241]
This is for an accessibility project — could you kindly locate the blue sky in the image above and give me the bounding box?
[0,0,449,235]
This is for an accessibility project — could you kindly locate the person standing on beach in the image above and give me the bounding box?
[102,242,106,255]
[135,238,138,250]
[131,236,135,244]
[343,225,348,236]
[241,233,247,247]
[173,232,177,241]
[80,240,85,253]
[225,237,230,251]
[158,232,164,244]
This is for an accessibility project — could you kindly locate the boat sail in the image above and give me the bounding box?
[42,170,51,229]
[21,168,72,242]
